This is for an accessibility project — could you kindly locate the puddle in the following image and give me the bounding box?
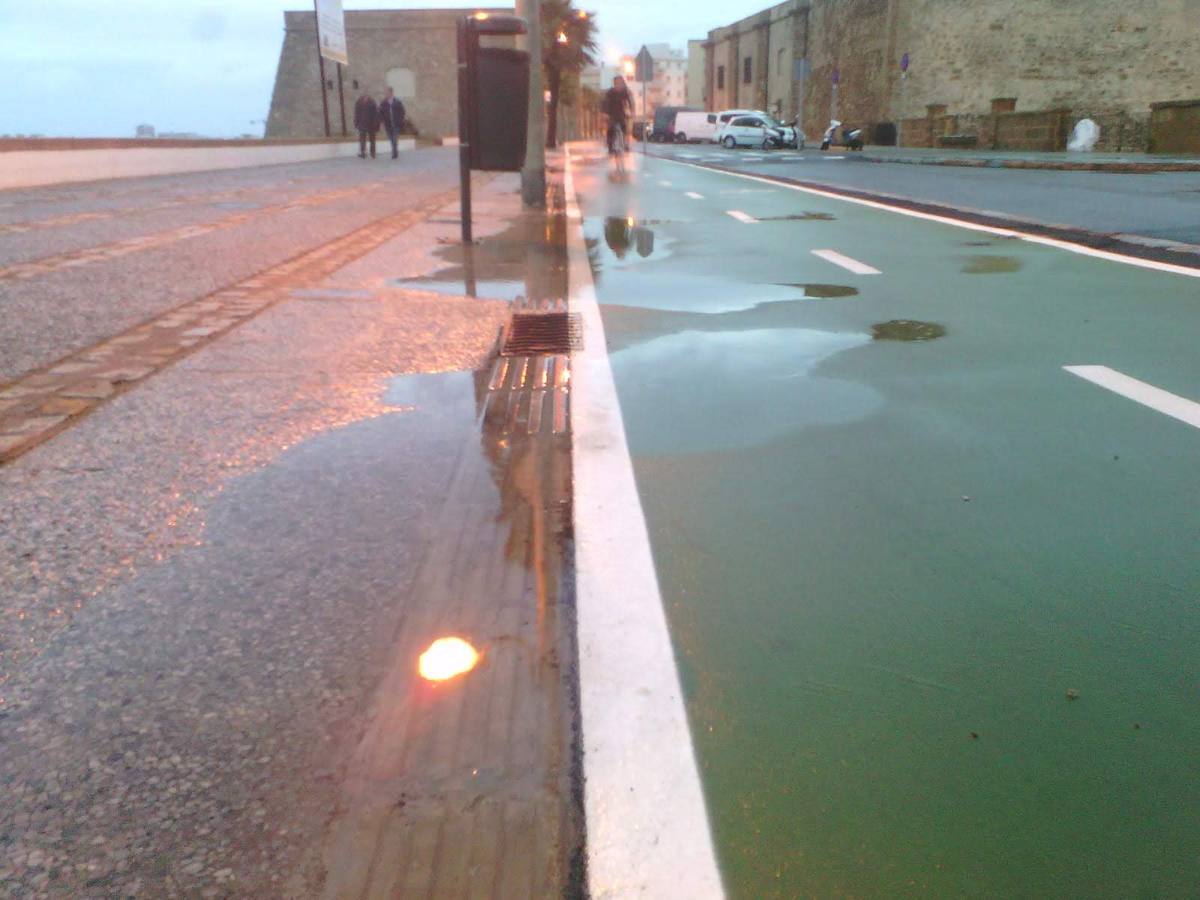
[388,276,527,301]
[774,283,858,298]
[610,328,882,455]
[603,299,822,351]
[387,212,568,302]
[871,320,947,342]
[963,255,1022,274]
[756,212,836,222]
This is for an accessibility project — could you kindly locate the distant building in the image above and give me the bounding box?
[640,44,689,113]
[135,124,156,138]
[686,41,706,109]
[266,8,514,140]
[701,0,1200,152]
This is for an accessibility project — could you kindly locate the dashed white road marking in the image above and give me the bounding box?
[1064,366,1200,430]
[726,209,759,224]
[822,155,846,160]
[656,156,1200,280]
[742,155,764,161]
[658,180,673,187]
[812,248,881,275]
[564,146,725,899]
[685,191,704,200]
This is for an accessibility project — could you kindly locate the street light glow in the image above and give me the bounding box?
[418,637,480,682]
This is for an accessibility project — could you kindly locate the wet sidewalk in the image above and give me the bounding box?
[0,172,583,897]
[857,144,1200,172]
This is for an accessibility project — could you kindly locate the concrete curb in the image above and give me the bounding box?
[856,152,1200,174]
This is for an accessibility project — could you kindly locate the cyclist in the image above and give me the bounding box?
[602,75,635,157]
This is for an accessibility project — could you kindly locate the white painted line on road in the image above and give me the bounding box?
[823,155,846,160]
[726,209,759,224]
[656,156,1200,280]
[742,156,764,161]
[812,248,881,275]
[658,180,673,187]
[1064,366,1200,430]
[564,147,725,900]
[685,191,705,200]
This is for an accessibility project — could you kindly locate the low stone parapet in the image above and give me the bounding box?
[0,137,417,191]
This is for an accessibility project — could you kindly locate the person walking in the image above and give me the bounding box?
[354,91,379,159]
[378,87,406,160]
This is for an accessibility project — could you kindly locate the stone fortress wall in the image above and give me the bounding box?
[703,0,1200,152]
[267,9,514,142]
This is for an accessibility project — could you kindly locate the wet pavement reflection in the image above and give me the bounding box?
[388,206,570,303]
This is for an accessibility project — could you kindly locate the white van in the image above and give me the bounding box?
[671,111,720,144]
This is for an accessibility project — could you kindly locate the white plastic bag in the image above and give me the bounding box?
[1067,118,1100,152]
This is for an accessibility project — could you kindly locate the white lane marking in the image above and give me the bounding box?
[726,209,759,224]
[812,248,881,275]
[658,180,673,187]
[564,147,726,899]
[656,156,1200,280]
[685,191,704,200]
[1064,366,1200,430]
[823,155,846,160]
[679,152,701,159]
[742,155,763,161]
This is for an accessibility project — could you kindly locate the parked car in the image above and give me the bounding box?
[715,113,804,150]
[672,111,721,143]
[650,106,701,142]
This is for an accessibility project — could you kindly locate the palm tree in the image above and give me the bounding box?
[542,1,597,148]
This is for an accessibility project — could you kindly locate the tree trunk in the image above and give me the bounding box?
[546,67,561,149]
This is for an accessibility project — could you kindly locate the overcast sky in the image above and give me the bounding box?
[2,0,775,138]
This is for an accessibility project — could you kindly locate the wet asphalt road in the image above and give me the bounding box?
[646,143,1200,245]
[0,150,462,382]
[571,146,1200,897]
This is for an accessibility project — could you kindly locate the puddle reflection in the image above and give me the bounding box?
[610,328,881,455]
[388,208,568,302]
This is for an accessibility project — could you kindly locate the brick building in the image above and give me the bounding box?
[702,0,1200,152]
[266,8,513,141]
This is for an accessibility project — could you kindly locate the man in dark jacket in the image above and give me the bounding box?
[354,91,379,159]
[378,87,406,160]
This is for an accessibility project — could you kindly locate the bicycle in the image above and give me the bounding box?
[608,122,627,173]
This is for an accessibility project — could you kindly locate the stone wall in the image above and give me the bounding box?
[267,9,513,141]
[703,0,1200,151]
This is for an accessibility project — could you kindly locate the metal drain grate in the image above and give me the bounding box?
[501,312,581,356]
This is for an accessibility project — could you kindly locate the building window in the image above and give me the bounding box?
[717,65,725,90]
[743,56,752,84]
[386,67,416,99]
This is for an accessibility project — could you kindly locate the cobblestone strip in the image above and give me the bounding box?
[0,179,392,281]
[0,186,462,465]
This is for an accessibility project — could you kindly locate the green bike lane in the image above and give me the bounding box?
[568,149,1200,897]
